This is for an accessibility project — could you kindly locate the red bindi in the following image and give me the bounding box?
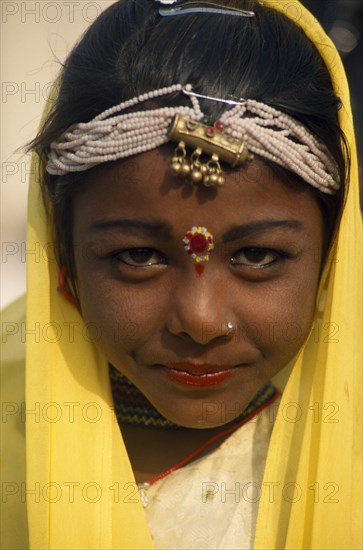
[182,226,215,274]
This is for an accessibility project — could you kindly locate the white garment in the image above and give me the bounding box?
[140,402,278,550]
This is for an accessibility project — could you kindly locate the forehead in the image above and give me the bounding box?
[72,148,322,236]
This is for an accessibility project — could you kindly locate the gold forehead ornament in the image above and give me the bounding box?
[168,114,254,187]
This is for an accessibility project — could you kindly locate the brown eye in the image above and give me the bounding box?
[231,248,280,268]
[115,248,167,267]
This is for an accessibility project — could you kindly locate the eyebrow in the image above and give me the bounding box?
[87,218,303,242]
[87,218,173,239]
[222,220,304,243]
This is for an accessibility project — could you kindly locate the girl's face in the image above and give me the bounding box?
[73,148,323,428]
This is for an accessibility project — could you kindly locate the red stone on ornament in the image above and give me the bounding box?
[215,121,223,132]
[206,127,215,137]
[189,233,208,254]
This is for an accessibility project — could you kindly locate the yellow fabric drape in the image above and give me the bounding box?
[1,1,361,549]
[254,2,362,549]
[1,296,28,549]
[25,154,154,548]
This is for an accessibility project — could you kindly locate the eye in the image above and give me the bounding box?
[231,247,282,268]
[113,248,167,267]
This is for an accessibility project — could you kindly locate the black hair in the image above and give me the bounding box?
[30,0,349,292]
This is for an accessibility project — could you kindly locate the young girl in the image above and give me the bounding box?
[1,1,361,548]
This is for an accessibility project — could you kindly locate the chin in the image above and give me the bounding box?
[151,395,251,430]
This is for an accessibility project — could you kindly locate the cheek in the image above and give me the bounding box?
[235,268,319,369]
[269,285,316,348]
[75,265,166,361]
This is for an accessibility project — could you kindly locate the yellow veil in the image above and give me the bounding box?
[1,1,361,548]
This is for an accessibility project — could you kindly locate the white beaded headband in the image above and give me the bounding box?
[47,83,340,195]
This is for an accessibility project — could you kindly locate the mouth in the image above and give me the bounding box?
[166,362,240,375]
[155,362,250,388]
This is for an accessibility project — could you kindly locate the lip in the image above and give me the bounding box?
[166,362,237,375]
[155,362,246,388]
[165,368,235,387]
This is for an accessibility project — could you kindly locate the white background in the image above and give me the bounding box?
[1,1,114,308]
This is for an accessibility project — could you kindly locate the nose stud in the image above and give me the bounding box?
[225,322,235,336]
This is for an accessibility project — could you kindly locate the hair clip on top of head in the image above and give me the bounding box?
[156,1,255,18]
[169,114,253,187]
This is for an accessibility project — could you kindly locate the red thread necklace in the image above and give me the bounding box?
[148,390,279,486]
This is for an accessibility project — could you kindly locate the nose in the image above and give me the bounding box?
[166,269,235,345]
